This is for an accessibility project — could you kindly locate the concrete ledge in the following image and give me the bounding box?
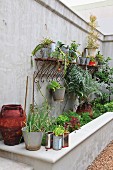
[0,157,33,170]
[0,112,113,170]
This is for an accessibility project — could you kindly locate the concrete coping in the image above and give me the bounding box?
[0,112,113,163]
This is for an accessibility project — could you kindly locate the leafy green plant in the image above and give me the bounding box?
[80,112,92,126]
[56,115,69,126]
[65,65,102,104]
[96,51,104,63]
[69,41,81,61]
[47,81,64,91]
[26,101,54,132]
[53,125,65,136]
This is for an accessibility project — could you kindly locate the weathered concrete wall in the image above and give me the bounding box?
[103,35,113,67]
[0,0,112,113]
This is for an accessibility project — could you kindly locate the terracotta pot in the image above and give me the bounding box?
[76,103,93,117]
[0,104,26,146]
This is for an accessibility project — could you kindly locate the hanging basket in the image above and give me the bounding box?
[0,104,26,146]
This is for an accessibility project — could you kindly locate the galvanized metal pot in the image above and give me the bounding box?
[22,128,43,151]
[53,88,65,101]
[62,132,69,148]
[79,57,86,65]
[53,135,63,150]
[45,132,53,149]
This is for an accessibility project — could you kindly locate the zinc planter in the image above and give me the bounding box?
[50,42,56,53]
[79,57,86,65]
[45,132,53,149]
[85,58,90,65]
[41,48,50,58]
[62,132,69,148]
[53,135,63,150]
[53,88,65,101]
[22,128,43,151]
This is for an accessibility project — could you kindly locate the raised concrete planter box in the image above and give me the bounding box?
[0,112,113,170]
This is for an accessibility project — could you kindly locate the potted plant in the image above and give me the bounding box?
[65,65,102,117]
[47,80,65,101]
[85,55,90,65]
[76,69,102,117]
[53,125,64,150]
[69,41,81,63]
[86,15,99,57]
[96,51,104,65]
[22,101,53,151]
[89,56,96,66]
[32,38,55,58]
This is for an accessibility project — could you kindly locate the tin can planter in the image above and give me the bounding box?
[45,132,53,149]
[79,57,86,65]
[53,135,63,150]
[22,128,43,151]
[62,132,69,148]
[85,58,90,65]
[50,42,56,53]
[41,48,50,58]
[53,88,65,101]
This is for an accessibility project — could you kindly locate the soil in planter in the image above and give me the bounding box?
[76,103,93,118]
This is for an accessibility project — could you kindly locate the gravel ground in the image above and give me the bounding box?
[87,141,113,170]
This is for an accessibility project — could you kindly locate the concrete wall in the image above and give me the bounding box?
[0,0,112,113]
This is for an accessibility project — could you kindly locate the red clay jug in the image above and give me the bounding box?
[0,104,26,146]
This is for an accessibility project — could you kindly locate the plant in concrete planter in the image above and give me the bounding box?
[47,81,65,101]
[32,38,54,58]
[22,101,53,151]
[86,15,99,57]
[53,125,64,150]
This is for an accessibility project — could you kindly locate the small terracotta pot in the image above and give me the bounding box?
[76,103,93,117]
